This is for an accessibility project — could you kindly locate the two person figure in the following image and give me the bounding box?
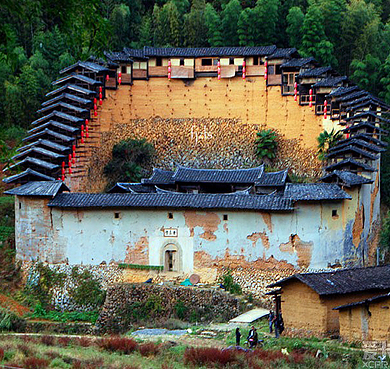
[235,327,257,348]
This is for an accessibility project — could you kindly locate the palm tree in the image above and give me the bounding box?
[255,129,278,165]
[317,129,343,161]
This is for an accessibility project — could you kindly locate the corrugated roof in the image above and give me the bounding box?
[325,158,376,172]
[326,145,379,160]
[172,166,264,183]
[280,57,315,69]
[313,76,347,87]
[334,292,390,310]
[42,93,91,107]
[31,111,83,126]
[46,84,96,97]
[4,181,69,197]
[141,169,175,185]
[143,46,277,57]
[52,73,102,86]
[268,265,390,296]
[3,169,56,184]
[256,169,288,186]
[23,128,74,143]
[284,183,351,201]
[298,66,332,78]
[320,170,373,187]
[48,192,294,211]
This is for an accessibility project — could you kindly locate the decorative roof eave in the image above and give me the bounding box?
[12,147,65,161]
[59,61,109,75]
[2,169,56,184]
[284,183,352,201]
[7,157,59,172]
[328,138,385,153]
[320,170,373,187]
[297,66,333,78]
[17,139,70,154]
[326,145,379,161]
[325,158,376,172]
[42,93,92,107]
[267,48,298,60]
[46,84,96,98]
[313,76,348,88]
[52,73,102,87]
[23,128,74,144]
[31,111,83,126]
[104,50,134,63]
[37,102,88,115]
[4,180,70,196]
[342,122,389,134]
[327,86,359,98]
[344,111,390,124]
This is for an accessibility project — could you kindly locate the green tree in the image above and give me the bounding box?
[104,138,155,188]
[221,0,242,45]
[317,129,343,161]
[204,3,223,46]
[253,0,280,45]
[167,1,182,47]
[139,15,153,47]
[254,130,278,164]
[183,0,208,47]
[286,6,304,49]
[110,4,132,50]
[238,8,256,46]
[350,54,381,94]
[379,54,390,104]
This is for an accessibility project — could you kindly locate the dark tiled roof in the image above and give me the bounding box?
[327,86,358,97]
[256,169,288,186]
[337,90,369,102]
[143,46,277,57]
[28,121,79,135]
[328,138,385,153]
[284,183,351,201]
[52,73,102,86]
[326,145,379,160]
[3,169,56,184]
[17,139,70,154]
[280,57,315,68]
[320,170,373,187]
[342,94,374,107]
[172,166,264,183]
[42,93,91,107]
[104,50,133,63]
[346,101,390,112]
[37,102,88,115]
[325,158,376,172]
[334,292,390,310]
[12,147,65,161]
[46,84,96,97]
[107,183,156,193]
[48,192,294,211]
[59,61,109,74]
[23,128,74,143]
[31,111,83,126]
[141,169,175,185]
[343,122,388,134]
[268,265,390,296]
[298,66,332,78]
[123,48,148,59]
[313,76,347,87]
[344,111,390,124]
[344,133,388,147]
[267,48,297,59]
[4,181,69,197]
[8,157,59,171]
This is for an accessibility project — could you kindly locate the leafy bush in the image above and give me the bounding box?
[69,267,106,309]
[184,347,238,366]
[254,130,278,163]
[23,357,49,369]
[174,300,188,320]
[40,335,55,346]
[104,138,155,188]
[98,336,138,354]
[29,307,99,323]
[0,347,4,361]
[380,211,390,261]
[0,306,26,331]
[138,342,160,356]
[220,270,242,295]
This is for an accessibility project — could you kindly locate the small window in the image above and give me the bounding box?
[253,56,259,65]
[168,212,173,219]
[121,65,126,74]
[19,202,21,210]
[229,57,234,65]
[156,57,162,67]
[180,58,185,66]
[114,212,120,219]
[201,58,212,66]
[268,65,275,74]
[213,58,219,66]
[223,214,228,221]
[332,209,338,218]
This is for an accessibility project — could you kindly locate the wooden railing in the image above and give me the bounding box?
[300,94,316,105]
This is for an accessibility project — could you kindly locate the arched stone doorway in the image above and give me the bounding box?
[161,243,181,272]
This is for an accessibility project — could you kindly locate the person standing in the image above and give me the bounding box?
[247,326,256,348]
[235,327,241,346]
[268,310,274,333]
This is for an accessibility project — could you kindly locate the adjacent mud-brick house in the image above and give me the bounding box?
[334,293,390,341]
[104,50,133,85]
[268,265,390,335]
[265,48,298,86]
[280,57,316,95]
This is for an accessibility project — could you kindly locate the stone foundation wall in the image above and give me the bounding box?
[96,283,241,333]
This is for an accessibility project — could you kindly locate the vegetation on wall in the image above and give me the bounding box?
[317,129,343,161]
[104,138,155,188]
[254,129,278,164]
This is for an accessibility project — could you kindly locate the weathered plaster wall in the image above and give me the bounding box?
[16,199,365,271]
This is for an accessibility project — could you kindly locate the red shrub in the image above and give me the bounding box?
[57,337,71,347]
[45,351,60,360]
[0,347,4,361]
[98,336,138,354]
[24,357,49,369]
[72,359,104,369]
[40,335,55,346]
[21,335,35,343]
[184,347,238,366]
[75,337,92,347]
[138,342,160,356]
[17,343,33,356]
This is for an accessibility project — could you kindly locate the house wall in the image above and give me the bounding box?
[15,197,368,271]
[339,297,390,341]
